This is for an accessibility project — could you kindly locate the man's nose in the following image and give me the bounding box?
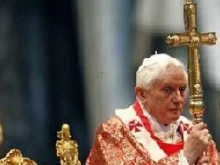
[172,91,184,103]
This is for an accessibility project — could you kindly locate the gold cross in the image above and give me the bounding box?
[166,0,217,123]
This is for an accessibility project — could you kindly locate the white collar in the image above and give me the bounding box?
[138,100,181,143]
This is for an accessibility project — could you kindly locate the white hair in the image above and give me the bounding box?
[136,53,187,89]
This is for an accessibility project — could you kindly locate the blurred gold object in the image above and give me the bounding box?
[0,123,82,165]
[0,125,37,164]
[0,149,37,165]
[166,0,217,123]
[0,124,3,145]
[56,124,81,165]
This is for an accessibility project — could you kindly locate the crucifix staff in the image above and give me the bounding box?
[166,0,217,124]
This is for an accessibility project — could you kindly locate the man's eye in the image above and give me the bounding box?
[163,87,172,93]
[179,87,186,92]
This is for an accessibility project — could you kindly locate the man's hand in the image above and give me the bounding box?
[183,122,209,165]
[195,156,209,165]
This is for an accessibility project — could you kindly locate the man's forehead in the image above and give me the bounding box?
[153,75,187,86]
[156,79,187,87]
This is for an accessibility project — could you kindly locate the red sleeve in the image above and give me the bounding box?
[206,140,219,165]
[86,116,154,165]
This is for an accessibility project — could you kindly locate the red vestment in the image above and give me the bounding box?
[86,103,219,165]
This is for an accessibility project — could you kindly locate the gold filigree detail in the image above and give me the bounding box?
[0,149,37,165]
[56,124,81,165]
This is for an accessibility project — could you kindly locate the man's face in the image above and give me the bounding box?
[144,68,187,124]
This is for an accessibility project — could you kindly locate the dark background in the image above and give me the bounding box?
[0,0,219,165]
[0,0,89,164]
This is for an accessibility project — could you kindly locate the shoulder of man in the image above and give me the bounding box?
[95,106,133,136]
[115,105,136,122]
[95,115,125,135]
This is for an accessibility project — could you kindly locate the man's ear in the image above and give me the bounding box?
[134,86,147,103]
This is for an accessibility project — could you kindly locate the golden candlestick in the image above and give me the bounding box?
[166,0,217,123]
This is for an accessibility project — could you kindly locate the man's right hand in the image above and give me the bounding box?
[195,155,209,165]
[183,122,209,165]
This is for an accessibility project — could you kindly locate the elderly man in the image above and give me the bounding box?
[86,53,219,165]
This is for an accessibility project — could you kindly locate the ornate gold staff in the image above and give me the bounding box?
[166,0,217,124]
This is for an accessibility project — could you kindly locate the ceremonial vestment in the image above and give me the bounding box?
[86,101,219,164]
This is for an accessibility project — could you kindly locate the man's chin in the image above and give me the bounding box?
[162,116,180,125]
[171,115,181,121]
[167,114,181,123]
